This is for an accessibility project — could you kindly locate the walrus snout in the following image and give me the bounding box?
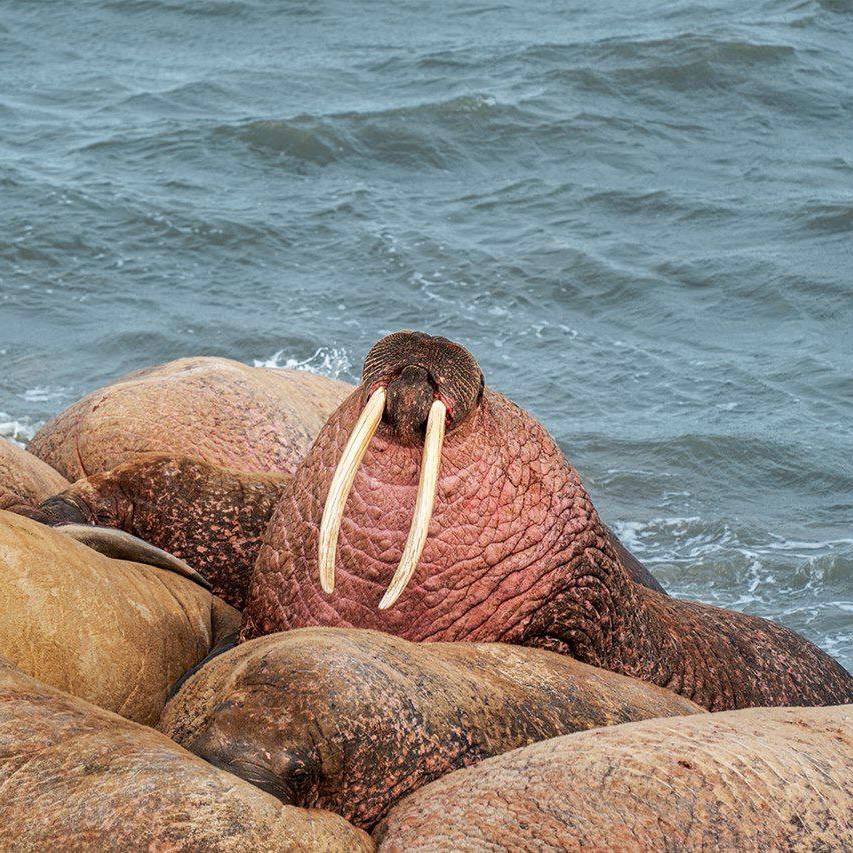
[34,494,91,526]
[362,330,483,431]
[383,365,434,445]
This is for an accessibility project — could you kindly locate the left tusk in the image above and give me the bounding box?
[318,387,387,594]
[378,398,446,610]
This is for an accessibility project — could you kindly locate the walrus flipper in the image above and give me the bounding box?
[57,524,212,590]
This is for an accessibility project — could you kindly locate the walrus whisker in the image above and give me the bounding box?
[56,524,211,590]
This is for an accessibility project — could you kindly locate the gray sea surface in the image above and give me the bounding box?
[1,0,850,668]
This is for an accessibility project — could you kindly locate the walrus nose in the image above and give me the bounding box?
[384,365,435,444]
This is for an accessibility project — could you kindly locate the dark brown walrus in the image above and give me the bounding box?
[242,330,853,711]
[374,704,853,851]
[0,511,238,725]
[0,658,372,851]
[34,454,289,609]
[160,627,702,831]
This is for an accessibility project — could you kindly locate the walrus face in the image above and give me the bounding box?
[190,696,321,806]
[242,329,613,646]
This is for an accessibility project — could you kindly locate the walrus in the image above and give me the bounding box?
[0,437,69,513]
[374,704,853,851]
[0,659,372,851]
[241,330,853,710]
[28,356,350,481]
[0,510,239,725]
[32,454,289,608]
[160,628,702,831]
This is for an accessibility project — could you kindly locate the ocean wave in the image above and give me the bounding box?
[0,414,38,446]
[19,386,73,404]
[582,188,738,222]
[587,433,852,498]
[219,94,529,170]
[796,202,853,234]
[611,514,852,658]
[100,0,253,17]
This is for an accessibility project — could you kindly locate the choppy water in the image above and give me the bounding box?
[1,0,850,668]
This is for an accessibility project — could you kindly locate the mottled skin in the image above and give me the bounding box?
[243,331,853,711]
[375,705,853,851]
[0,660,372,852]
[0,437,69,513]
[35,454,288,609]
[160,628,701,831]
[29,356,350,481]
[0,511,239,725]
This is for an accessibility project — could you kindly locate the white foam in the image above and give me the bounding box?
[19,385,72,404]
[0,414,39,447]
[253,346,352,380]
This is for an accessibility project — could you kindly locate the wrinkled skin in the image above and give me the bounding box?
[0,511,239,725]
[0,437,69,513]
[0,660,372,852]
[243,331,853,711]
[375,704,853,851]
[160,628,701,831]
[34,454,289,609]
[28,356,350,481]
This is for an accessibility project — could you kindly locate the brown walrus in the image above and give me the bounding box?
[34,454,289,609]
[0,511,239,725]
[374,704,853,851]
[241,330,853,711]
[160,627,702,831]
[0,437,69,513]
[0,659,372,851]
[28,356,350,480]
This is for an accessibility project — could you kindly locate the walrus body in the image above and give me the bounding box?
[160,628,702,830]
[36,454,289,608]
[242,331,853,711]
[28,356,350,480]
[375,704,853,851]
[0,511,239,725]
[0,437,69,513]
[0,659,372,851]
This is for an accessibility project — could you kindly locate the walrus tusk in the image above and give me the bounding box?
[318,387,387,594]
[379,398,446,610]
[57,524,212,590]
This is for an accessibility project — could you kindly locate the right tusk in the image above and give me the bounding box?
[378,398,446,610]
[318,387,387,594]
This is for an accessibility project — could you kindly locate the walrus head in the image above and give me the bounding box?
[317,331,484,609]
[241,329,623,650]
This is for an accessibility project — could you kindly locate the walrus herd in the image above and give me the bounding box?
[1,330,851,850]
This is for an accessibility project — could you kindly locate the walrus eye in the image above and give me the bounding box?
[279,753,319,801]
[289,766,309,785]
